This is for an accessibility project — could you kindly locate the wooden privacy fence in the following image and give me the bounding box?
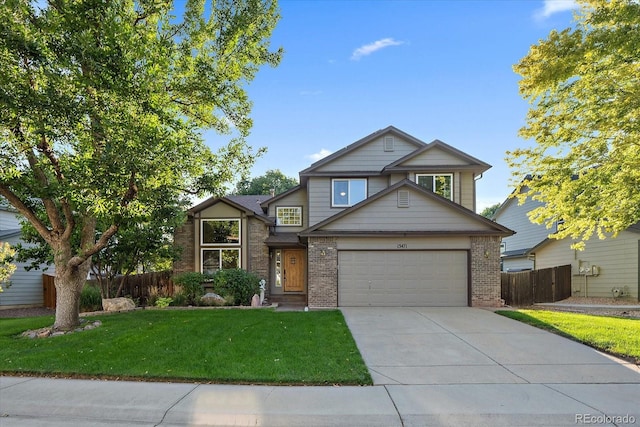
[501,264,572,306]
[43,271,174,308]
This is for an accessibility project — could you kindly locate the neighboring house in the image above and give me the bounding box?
[494,189,639,300]
[493,184,550,272]
[174,126,514,307]
[0,200,53,308]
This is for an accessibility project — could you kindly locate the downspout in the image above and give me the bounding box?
[473,173,483,213]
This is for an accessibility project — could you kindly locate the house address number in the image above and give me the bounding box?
[397,243,408,249]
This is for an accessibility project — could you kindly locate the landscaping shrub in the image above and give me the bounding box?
[80,284,102,312]
[172,272,205,305]
[211,269,261,306]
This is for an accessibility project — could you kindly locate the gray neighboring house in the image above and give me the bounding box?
[174,126,514,307]
[0,201,53,308]
[494,190,640,301]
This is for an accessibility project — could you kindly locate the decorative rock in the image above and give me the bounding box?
[201,292,226,306]
[102,297,135,312]
[251,294,260,307]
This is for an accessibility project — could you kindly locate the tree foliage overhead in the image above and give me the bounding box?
[234,169,298,195]
[479,203,501,220]
[0,0,282,330]
[507,0,640,249]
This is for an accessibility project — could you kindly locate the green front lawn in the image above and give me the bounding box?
[496,309,640,361]
[0,309,372,385]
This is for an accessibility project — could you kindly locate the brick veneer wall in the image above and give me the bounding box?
[307,237,338,308]
[247,218,270,297]
[173,216,195,275]
[470,235,503,307]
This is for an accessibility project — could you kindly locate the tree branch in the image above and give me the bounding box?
[0,185,53,245]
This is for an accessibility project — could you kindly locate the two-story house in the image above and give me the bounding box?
[174,126,513,307]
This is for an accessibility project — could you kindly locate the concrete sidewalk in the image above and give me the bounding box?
[2,308,640,426]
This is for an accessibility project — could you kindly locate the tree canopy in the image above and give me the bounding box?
[0,242,16,292]
[0,0,282,329]
[234,169,298,195]
[507,0,640,249]
[479,203,501,220]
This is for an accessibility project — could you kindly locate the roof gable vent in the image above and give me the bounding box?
[384,136,395,152]
[397,190,410,208]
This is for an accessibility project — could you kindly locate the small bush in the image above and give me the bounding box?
[155,297,173,308]
[172,272,205,305]
[80,284,102,312]
[211,269,261,306]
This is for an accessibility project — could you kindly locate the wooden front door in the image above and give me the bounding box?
[283,249,306,292]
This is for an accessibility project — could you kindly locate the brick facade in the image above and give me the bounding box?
[307,237,338,308]
[173,216,195,275]
[247,217,270,297]
[470,235,503,307]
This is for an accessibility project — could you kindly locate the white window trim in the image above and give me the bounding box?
[276,206,302,226]
[201,248,241,273]
[200,218,241,246]
[415,173,454,201]
[331,178,367,207]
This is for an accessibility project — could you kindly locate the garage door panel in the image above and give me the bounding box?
[338,251,467,307]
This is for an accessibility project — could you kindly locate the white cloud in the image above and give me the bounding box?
[306,149,332,162]
[350,38,404,61]
[534,0,578,19]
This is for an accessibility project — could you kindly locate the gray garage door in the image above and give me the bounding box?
[338,250,468,306]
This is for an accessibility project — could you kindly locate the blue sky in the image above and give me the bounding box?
[203,0,579,212]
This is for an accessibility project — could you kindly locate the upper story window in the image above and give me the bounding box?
[201,219,240,245]
[332,179,367,207]
[416,174,453,200]
[276,207,302,226]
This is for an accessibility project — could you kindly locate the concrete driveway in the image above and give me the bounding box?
[341,307,640,425]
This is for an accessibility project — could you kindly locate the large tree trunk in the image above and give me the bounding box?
[53,258,92,331]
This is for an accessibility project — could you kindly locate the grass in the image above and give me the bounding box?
[496,309,640,361]
[0,309,372,385]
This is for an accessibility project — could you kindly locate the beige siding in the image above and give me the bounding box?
[338,236,471,250]
[402,146,470,166]
[495,197,549,253]
[460,172,475,211]
[308,177,334,226]
[315,136,417,172]
[269,187,308,232]
[321,187,496,232]
[535,232,639,299]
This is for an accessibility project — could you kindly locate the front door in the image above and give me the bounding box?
[283,249,306,292]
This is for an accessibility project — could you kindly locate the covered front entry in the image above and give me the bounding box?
[282,249,306,292]
[338,250,468,306]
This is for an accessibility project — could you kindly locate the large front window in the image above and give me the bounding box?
[332,179,367,207]
[201,219,240,245]
[416,174,453,200]
[202,249,240,274]
[201,219,241,274]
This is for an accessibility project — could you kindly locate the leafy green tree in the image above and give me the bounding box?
[507,0,640,249]
[0,242,16,292]
[480,203,501,220]
[234,169,298,195]
[0,0,282,330]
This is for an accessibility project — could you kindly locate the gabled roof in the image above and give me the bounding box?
[299,126,426,177]
[299,179,514,237]
[383,139,491,174]
[260,185,302,209]
[188,195,273,224]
